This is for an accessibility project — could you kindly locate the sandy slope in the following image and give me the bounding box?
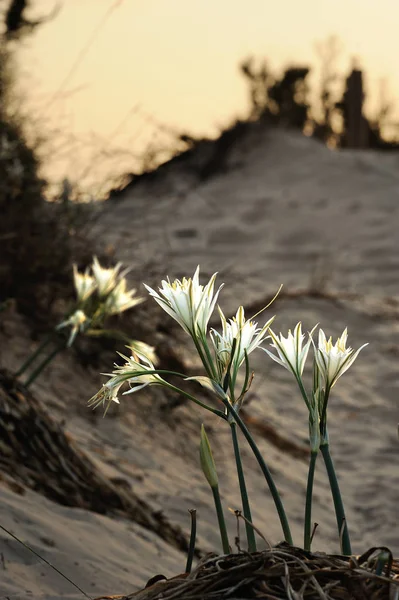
[1,126,399,598]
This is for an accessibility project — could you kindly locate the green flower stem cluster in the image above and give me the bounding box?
[304,450,318,553]
[320,443,350,554]
[265,324,367,554]
[15,332,55,378]
[230,420,257,552]
[89,266,367,558]
[16,257,152,388]
[90,267,291,551]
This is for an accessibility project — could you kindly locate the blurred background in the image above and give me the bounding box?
[3,0,399,315]
[6,0,399,198]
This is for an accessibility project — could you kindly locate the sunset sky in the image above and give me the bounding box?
[19,0,399,193]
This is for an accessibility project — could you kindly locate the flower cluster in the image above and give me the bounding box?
[58,257,144,346]
[91,267,276,414]
[88,352,165,415]
[88,265,369,557]
[210,306,274,398]
[90,266,368,442]
[264,322,368,449]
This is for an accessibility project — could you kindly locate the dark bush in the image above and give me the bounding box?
[0,44,93,322]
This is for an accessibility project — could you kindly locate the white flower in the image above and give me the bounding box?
[87,375,124,415]
[211,306,274,385]
[73,265,97,302]
[128,339,158,365]
[262,322,313,379]
[314,328,368,390]
[144,266,222,337]
[103,277,144,315]
[91,256,122,297]
[57,309,87,346]
[88,353,166,414]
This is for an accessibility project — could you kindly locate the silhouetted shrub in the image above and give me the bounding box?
[241,58,310,130]
[0,43,93,321]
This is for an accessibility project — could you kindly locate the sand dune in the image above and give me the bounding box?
[1,126,399,598]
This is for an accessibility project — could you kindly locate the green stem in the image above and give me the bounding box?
[24,345,64,388]
[15,333,54,377]
[230,421,257,552]
[296,376,311,412]
[375,551,390,576]
[222,338,237,394]
[319,388,331,439]
[304,451,318,551]
[192,335,216,380]
[201,337,218,380]
[238,350,250,403]
[222,400,293,545]
[185,509,197,573]
[85,328,131,343]
[320,443,352,555]
[211,485,230,554]
[165,382,227,419]
[106,367,227,419]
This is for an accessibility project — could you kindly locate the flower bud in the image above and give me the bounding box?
[200,424,218,488]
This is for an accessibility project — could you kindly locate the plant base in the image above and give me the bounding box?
[96,544,399,600]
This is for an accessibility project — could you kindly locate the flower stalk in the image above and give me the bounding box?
[313,328,366,555]
[185,509,197,574]
[263,323,366,553]
[320,441,352,555]
[211,486,230,554]
[229,420,257,552]
[23,342,64,388]
[304,451,318,551]
[222,399,293,545]
[16,257,146,387]
[165,381,227,419]
[15,333,54,377]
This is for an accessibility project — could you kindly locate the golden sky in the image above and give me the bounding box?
[19,0,399,193]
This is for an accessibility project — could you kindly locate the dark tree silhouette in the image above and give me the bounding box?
[240,58,310,129]
[5,0,28,35]
[241,58,271,120]
[313,36,341,145]
[4,0,59,38]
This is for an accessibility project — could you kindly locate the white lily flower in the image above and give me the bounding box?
[128,339,158,365]
[88,353,166,414]
[87,376,123,415]
[73,265,97,302]
[57,309,87,346]
[103,277,144,315]
[144,266,222,337]
[92,256,122,297]
[211,306,274,385]
[314,328,368,390]
[262,322,313,379]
